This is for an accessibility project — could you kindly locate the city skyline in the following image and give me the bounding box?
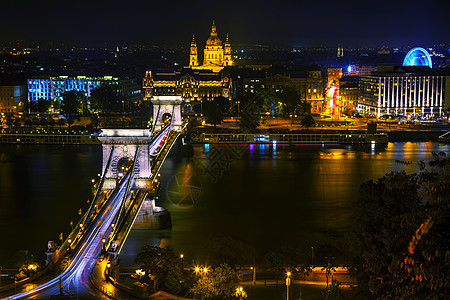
[1,0,449,47]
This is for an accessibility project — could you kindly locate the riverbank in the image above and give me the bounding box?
[189,126,449,143]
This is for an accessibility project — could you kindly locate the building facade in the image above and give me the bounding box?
[338,76,360,115]
[359,69,450,117]
[142,68,232,112]
[27,76,141,104]
[189,21,233,73]
[0,85,27,113]
[239,68,326,114]
[327,68,343,86]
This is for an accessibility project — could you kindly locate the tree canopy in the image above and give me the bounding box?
[204,97,228,126]
[190,263,240,299]
[89,85,122,113]
[346,153,449,299]
[135,245,192,294]
[61,91,83,118]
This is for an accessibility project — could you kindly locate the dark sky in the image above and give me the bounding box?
[1,0,449,47]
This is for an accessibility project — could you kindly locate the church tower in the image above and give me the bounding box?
[223,33,233,66]
[189,21,232,72]
[203,20,223,66]
[189,34,198,67]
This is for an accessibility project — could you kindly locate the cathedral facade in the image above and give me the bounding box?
[189,21,233,72]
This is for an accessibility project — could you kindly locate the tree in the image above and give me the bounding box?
[262,245,311,275]
[61,91,82,126]
[277,87,301,117]
[346,154,449,299]
[204,97,228,127]
[35,99,51,113]
[324,278,344,300]
[301,114,316,128]
[206,236,256,267]
[13,250,39,279]
[190,263,240,299]
[90,85,122,113]
[135,246,192,294]
[239,102,259,133]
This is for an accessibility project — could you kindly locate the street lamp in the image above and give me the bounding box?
[286,272,291,300]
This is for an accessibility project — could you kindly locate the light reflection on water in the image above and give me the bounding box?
[120,142,449,266]
[0,142,448,267]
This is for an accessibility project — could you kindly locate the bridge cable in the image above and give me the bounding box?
[150,104,161,137]
[85,146,115,225]
[112,145,140,239]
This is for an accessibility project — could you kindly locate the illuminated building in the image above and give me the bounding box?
[346,65,377,76]
[0,85,27,113]
[238,67,326,114]
[403,47,433,68]
[327,68,343,86]
[142,68,232,111]
[337,45,343,58]
[27,76,141,103]
[358,66,450,117]
[190,21,233,73]
[338,76,359,115]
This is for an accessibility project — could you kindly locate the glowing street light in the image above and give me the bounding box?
[180,254,184,259]
[286,272,291,300]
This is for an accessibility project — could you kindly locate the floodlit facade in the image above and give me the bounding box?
[27,76,141,103]
[189,21,233,73]
[359,70,449,117]
[142,68,232,106]
[0,85,27,113]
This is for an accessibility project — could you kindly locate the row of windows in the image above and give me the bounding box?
[0,135,84,143]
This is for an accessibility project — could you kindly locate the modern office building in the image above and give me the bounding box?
[358,66,450,117]
[27,76,141,104]
[0,85,27,113]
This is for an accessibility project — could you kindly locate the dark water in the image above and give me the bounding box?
[1,142,449,268]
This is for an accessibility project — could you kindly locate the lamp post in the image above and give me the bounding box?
[286,272,291,300]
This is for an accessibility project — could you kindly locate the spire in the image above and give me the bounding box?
[211,20,217,36]
[191,34,196,45]
[226,33,229,43]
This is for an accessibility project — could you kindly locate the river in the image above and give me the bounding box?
[0,142,448,268]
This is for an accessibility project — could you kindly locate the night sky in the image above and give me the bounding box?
[1,0,449,47]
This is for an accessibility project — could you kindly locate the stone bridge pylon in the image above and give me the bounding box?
[97,129,153,189]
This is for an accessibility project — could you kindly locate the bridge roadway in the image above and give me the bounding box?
[6,171,133,299]
[3,125,180,299]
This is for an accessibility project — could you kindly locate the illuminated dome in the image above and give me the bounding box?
[206,21,222,46]
[403,47,432,68]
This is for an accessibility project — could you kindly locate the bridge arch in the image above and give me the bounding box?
[98,129,153,189]
[152,95,182,130]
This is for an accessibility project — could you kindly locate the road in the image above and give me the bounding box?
[4,126,175,299]
[6,172,134,299]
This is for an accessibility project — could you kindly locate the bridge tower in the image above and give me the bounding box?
[97,129,153,189]
[151,95,183,131]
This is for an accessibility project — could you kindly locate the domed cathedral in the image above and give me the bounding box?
[189,21,234,73]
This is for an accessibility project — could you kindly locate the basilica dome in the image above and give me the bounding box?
[206,21,222,46]
[206,35,222,46]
